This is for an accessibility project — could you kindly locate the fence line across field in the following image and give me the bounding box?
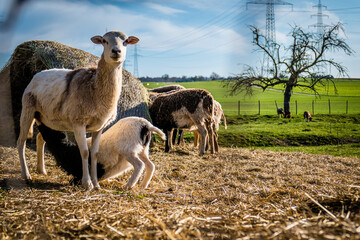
[228,99,360,115]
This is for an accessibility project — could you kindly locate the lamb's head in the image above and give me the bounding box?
[91,31,139,64]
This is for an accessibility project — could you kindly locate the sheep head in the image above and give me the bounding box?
[91,31,139,64]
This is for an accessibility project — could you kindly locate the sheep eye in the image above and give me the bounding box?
[123,40,128,46]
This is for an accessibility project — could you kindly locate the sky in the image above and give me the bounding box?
[0,0,359,78]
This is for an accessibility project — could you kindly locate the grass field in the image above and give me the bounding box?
[144,79,360,115]
[144,80,360,158]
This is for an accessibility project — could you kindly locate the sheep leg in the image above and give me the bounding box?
[36,133,47,175]
[17,105,36,180]
[124,152,145,190]
[178,129,184,145]
[206,120,215,154]
[90,130,102,189]
[197,124,208,156]
[168,129,174,151]
[73,125,93,190]
[172,129,177,146]
[138,148,155,189]
[194,130,199,148]
[164,128,172,152]
[212,122,219,153]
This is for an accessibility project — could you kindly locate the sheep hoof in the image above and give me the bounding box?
[21,171,32,181]
[37,168,47,175]
[81,179,94,191]
[94,184,101,190]
[123,184,133,191]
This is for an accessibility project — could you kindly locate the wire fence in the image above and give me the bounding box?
[223,99,360,116]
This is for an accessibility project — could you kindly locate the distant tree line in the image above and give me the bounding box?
[139,72,233,83]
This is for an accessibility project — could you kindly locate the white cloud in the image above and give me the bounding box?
[3,0,358,77]
[145,3,185,15]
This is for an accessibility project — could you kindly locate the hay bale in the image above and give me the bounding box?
[0,65,16,146]
[0,40,149,146]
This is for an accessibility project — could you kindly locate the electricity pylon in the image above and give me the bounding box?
[247,0,293,76]
[309,0,329,34]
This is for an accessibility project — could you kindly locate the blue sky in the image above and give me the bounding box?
[0,0,359,78]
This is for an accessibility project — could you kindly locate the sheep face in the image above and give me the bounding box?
[91,31,139,64]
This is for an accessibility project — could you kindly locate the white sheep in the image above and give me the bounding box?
[36,117,166,189]
[17,31,139,190]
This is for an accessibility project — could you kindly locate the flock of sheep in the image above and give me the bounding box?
[16,31,226,191]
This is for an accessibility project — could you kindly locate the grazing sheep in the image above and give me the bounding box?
[148,85,185,93]
[284,110,291,119]
[304,111,313,122]
[36,117,165,189]
[277,108,285,118]
[149,89,216,155]
[148,85,186,142]
[148,85,185,102]
[17,31,139,190]
[193,100,226,151]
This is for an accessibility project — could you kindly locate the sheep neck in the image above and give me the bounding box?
[94,56,123,110]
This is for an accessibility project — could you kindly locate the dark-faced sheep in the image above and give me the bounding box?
[149,89,216,155]
[17,31,139,190]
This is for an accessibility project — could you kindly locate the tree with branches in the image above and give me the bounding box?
[226,22,353,116]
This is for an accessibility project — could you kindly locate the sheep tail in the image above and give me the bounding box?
[149,125,166,141]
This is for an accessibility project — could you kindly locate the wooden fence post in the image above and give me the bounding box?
[238,100,240,115]
[328,99,331,115]
[346,100,348,114]
[258,100,260,115]
[295,100,297,115]
[312,100,314,115]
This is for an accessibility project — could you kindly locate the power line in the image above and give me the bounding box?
[133,44,139,78]
[140,8,262,58]
[140,1,244,51]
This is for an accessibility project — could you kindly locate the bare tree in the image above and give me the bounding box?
[226,22,353,116]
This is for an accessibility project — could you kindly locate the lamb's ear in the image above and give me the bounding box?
[125,36,139,45]
[91,35,103,44]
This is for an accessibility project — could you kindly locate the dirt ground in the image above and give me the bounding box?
[0,143,360,239]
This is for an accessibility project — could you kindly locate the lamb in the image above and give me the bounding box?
[149,89,216,155]
[17,31,139,190]
[304,111,313,122]
[277,108,285,118]
[35,117,165,189]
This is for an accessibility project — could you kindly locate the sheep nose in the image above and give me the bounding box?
[112,49,121,54]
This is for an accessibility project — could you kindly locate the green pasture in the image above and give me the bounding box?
[144,79,360,115]
[144,80,360,158]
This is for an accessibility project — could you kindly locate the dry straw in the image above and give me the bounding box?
[1,143,359,239]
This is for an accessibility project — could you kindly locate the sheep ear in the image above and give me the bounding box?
[126,36,139,45]
[91,35,103,44]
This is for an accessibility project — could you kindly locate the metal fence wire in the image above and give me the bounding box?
[225,99,360,115]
